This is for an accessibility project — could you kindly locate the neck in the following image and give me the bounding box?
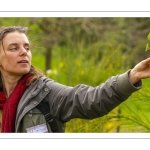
[1,74,22,98]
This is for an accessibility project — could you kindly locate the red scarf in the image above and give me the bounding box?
[0,74,31,133]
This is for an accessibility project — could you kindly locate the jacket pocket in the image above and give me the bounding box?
[18,108,52,133]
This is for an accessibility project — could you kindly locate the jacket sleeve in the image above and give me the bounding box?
[47,70,142,122]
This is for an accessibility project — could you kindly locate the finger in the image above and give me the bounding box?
[144,58,150,63]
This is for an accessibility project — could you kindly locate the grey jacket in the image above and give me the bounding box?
[15,70,142,133]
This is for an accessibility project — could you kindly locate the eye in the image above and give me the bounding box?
[25,47,30,51]
[10,47,17,51]
[24,44,30,51]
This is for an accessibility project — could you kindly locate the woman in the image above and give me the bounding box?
[0,26,150,133]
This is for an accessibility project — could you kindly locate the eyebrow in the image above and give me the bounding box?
[8,43,30,47]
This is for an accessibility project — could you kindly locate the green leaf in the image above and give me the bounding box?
[145,43,150,51]
[148,33,150,40]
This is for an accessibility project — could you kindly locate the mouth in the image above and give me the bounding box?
[18,60,29,64]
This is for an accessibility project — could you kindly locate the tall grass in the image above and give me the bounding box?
[118,79,150,132]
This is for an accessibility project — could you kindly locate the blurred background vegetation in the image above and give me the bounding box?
[1,17,150,132]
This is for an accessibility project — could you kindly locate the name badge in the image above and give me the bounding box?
[26,123,48,133]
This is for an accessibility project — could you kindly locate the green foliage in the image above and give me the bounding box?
[145,33,150,51]
[32,54,45,71]
[118,79,150,132]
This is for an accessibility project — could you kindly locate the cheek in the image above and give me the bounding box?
[28,52,32,62]
[0,55,14,67]
[0,54,5,65]
[0,51,3,65]
[0,57,2,65]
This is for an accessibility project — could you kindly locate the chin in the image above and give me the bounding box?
[17,70,30,75]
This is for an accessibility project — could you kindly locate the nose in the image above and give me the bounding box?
[19,47,27,56]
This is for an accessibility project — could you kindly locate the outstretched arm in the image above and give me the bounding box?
[129,58,150,85]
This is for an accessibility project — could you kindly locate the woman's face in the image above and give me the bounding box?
[0,31,32,77]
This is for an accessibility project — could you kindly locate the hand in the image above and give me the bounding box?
[129,58,150,84]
